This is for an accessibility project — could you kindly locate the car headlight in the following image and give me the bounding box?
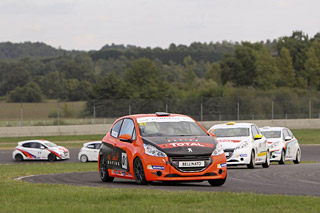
[143,144,167,157]
[270,141,280,149]
[212,143,224,156]
[235,141,249,150]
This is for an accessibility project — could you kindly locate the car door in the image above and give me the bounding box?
[283,128,295,159]
[251,125,265,162]
[115,118,136,173]
[92,143,102,161]
[86,143,96,160]
[29,142,42,159]
[287,128,299,157]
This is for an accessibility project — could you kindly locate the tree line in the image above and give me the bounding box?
[0,31,320,118]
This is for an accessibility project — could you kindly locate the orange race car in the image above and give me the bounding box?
[98,112,227,186]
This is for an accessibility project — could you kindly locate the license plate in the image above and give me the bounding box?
[178,161,205,167]
[225,152,229,157]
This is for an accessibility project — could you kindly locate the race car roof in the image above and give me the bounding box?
[17,139,51,145]
[83,141,102,146]
[209,122,255,130]
[260,126,286,131]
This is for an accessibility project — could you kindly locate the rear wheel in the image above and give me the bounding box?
[208,174,227,186]
[99,156,114,182]
[278,149,285,164]
[15,154,23,162]
[247,150,256,169]
[80,154,88,163]
[293,149,301,164]
[48,153,56,162]
[262,150,270,168]
[133,157,147,185]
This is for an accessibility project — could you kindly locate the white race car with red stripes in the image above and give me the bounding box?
[12,140,70,161]
[260,126,301,164]
[208,122,270,169]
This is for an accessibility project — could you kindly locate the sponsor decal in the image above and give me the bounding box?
[257,152,267,157]
[217,163,227,168]
[121,172,126,176]
[147,165,165,170]
[167,137,199,142]
[240,154,247,157]
[16,148,36,159]
[188,148,193,152]
[137,116,194,123]
[158,142,214,149]
[273,151,280,154]
[49,149,61,158]
[217,139,241,143]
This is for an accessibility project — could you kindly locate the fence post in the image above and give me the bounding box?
[237,101,240,121]
[20,102,23,127]
[309,100,311,119]
[272,101,274,120]
[93,101,96,124]
[128,99,131,115]
[57,101,60,125]
[165,98,168,113]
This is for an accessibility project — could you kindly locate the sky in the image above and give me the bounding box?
[0,0,319,51]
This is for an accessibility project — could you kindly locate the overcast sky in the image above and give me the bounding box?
[0,0,319,50]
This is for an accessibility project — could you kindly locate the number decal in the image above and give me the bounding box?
[122,153,127,170]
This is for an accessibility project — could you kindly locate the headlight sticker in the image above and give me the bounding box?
[217,163,227,168]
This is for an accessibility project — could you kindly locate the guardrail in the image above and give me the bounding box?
[1,119,319,137]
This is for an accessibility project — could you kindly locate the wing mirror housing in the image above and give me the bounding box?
[254,134,263,140]
[119,134,133,142]
[284,136,292,141]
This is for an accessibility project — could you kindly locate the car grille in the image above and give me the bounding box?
[224,149,234,160]
[169,155,212,172]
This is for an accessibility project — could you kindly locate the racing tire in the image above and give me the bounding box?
[247,150,256,169]
[262,150,270,168]
[278,149,285,165]
[133,157,148,185]
[48,153,56,162]
[80,154,88,163]
[293,149,301,164]
[208,174,227,186]
[15,154,23,162]
[99,155,114,182]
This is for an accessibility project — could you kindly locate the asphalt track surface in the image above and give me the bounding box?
[2,145,320,196]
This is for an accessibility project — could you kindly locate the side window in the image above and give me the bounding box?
[22,143,31,148]
[87,144,95,149]
[251,125,258,138]
[119,119,135,139]
[287,129,294,137]
[283,129,290,138]
[111,119,123,138]
[95,143,102,149]
[30,142,41,149]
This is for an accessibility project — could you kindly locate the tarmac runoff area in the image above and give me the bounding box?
[5,145,320,197]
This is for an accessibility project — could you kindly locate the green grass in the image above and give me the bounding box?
[0,163,320,212]
[292,129,320,144]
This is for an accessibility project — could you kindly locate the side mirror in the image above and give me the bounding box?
[119,134,132,142]
[40,146,46,149]
[284,136,292,141]
[254,134,263,140]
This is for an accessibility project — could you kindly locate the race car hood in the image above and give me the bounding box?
[49,146,69,153]
[142,136,216,156]
[216,137,250,149]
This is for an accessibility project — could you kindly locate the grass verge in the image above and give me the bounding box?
[292,129,320,144]
[0,163,320,212]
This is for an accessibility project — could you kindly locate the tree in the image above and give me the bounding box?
[205,63,222,85]
[8,82,43,102]
[303,41,320,89]
[277,48,296,87]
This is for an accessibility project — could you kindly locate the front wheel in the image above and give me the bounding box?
[247,151,256,169]
[293,149,301,164]
[99,156,114,182]
[48,153,56,162]
[133,157,147,185]
[208,174,227,186]
[262,151,270,168]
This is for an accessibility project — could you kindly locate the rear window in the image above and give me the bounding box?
[214,128,249,137]
[261,131,281,138]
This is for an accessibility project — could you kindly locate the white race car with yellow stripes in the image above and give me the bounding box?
[208,122,270,169]
[260,126,301,164]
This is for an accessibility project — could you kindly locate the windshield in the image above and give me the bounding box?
[43,142,57,147]
[214,128,249,137]
[261,131,281,138]
[137,116,208,137]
